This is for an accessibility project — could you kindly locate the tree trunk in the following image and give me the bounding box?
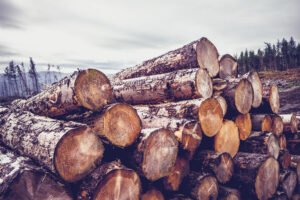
[112,37,219,81]
[235,113,252,140]
[191,150,234,184]
[0,107,105,182]
[12,69,113,117]
[239,132,280,159]
[142,188,165,200]
[113,68,213,104]
[280,113,299,134]
[78,160,141,200]
[214,120,240,157]
[0,146,72,199]
[133,128,178,181]
[219,54,238,80]
[218,186,241,200]
[232,153,280,200]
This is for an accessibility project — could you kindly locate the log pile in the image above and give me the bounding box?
[0,37,299,200]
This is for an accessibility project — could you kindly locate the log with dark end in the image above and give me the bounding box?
[91,103,142,147]
[196,37,220,77]
[278,150,291,169]
[13,69,112,117]
[219,186,241,200]
[192,151,234,184]
[219,54,238,80]
[163,155,190,191]
[142,188,164,200]
[198,97,223,137]
[279,170,297,199]
[214,120,240,157]
[136,128,178,181]
[235,113,252,140]
[247,71,263,108]
[251,114,272,132]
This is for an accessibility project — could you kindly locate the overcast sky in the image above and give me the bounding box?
[0,0,299,74]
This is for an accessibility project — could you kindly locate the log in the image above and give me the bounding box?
[0,146,72,199]
[134,128,178,181]
[292,194,300,200]
[232,153,280,200]
[163,155,190,191]
[253,84,280,114]
[279,135,287,150]
[168,194,193,200]
[216,96,228,116]
[0,107,104,182]
[113,68,213,105]
[271,114,284,137]
[198,97,224,137]
[191,150,234,184]
[251,114,272,132]
[112,37,219,80]
[184,171,219,200]
[278,149,291,169]
[235,113,252,140]
[239,132,280,159]
[280,113,299,134]
[278,169,297,199]
[247,71,263,108]
[12,69,112,117]
[271,192,289,200]
[219,54,238,80]
[142,188,165,200]
[218,186,241,200]
[214,120,240,157]
[78,160,141,200]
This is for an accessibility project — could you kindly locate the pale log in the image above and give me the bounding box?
[219,54,238,80]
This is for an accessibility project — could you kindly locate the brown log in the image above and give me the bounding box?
[278,149,291,169]
[78,160,141,200]
[134,128,178,181]
[279,169,297,199]
[12,69,112,117]
[239,132,280,159]
[292,194,300,200]
[198,97,224,137]
[271,192,289,200]
[214,120,240,157]
[113,68,213,105]
[219,54,238,80]
[247,71,263,108]
[142,188,165,200]
[218,186,241,200]
[112,37,219,80]
[216,96,228,116]
[235,113,252,140]
[272,114,284,137]
[184,171,219,200]
[0,146,72,199]
[254,84,280,114]
[192,150,234,184]
[280,113,299,134]
[251,114,273,132]
[163,155,190,191]
[279,134,287,150]
[232,153,280,200]
[0,107,104,182]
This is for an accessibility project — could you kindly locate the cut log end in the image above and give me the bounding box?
[269,85,280,114]
[235,113,252,141]
[267,133,280,159]
[214,120,240,157]
[219,186,241,200]
[54,126,104,182]
[196,37,220,77]
[75,69,112,110]
[198,98,223,137]
[255,157,279,200]
[278,135,287,150]
[234,79,253,114]
[247,71,263,108]
[216,96,228,116]
[142,188,164,200]
[272,115,284,137]
[93,169,141,200]
[219,54,238,79]
[94,103,142,147]
[192,175,218,200]
[262,115,273,132]
[290,113,299,133]
[195,68,213,99]
[279,150,291,169]
[280,170,297,199]
[213,152,234,183]
[142,128,178,181]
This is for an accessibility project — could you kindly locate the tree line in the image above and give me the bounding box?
[237,37,300,74]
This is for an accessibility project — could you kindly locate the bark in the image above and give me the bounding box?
[113,68,213,105]
[0,146,72,199]
[214,120,240,157]
[280,113,299,134]
[232,153,280,200]
[112,37,219,81]
[239,132,280,159]
[11,69,113,117]
[142,188,164,200]
[78,160,141,200]
[219,54,238,80]
[191,150,234,184]
[218,186,241,200]
[0,107,104,182]
[278,169,297,199]
[133,128,178,181]
[235,113,252,141]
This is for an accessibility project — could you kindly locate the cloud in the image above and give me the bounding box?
[0,45,18,56]
[0,0,22,28]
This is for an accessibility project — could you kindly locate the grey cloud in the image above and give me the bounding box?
[0,0,22,28]
[0,45,19,56]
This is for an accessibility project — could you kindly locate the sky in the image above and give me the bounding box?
[0,0,299,74]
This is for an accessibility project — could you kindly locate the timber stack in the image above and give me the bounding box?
[0,37,299,200]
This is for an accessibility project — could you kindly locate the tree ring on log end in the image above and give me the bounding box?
[272,115,284,137]
[235,113,252,141]
[181,121,202,158]
[192,175,218,200]
[214,152,234,184]
[247,71,263,108]
[290,113,299,133]
[266,133,280,159]
[142,128,178,181]
[196,37,220,77]
[234,79,253,114]
[93,169,141,200]
[255,157,279,200]
[198,98,223,137]
[262,115,272,132]
[75,69,112,111]
[269,85,280,114]
[216,96,227,116]
[219,54,238,79]
[195,68,213,99]
[54,126,104,182]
